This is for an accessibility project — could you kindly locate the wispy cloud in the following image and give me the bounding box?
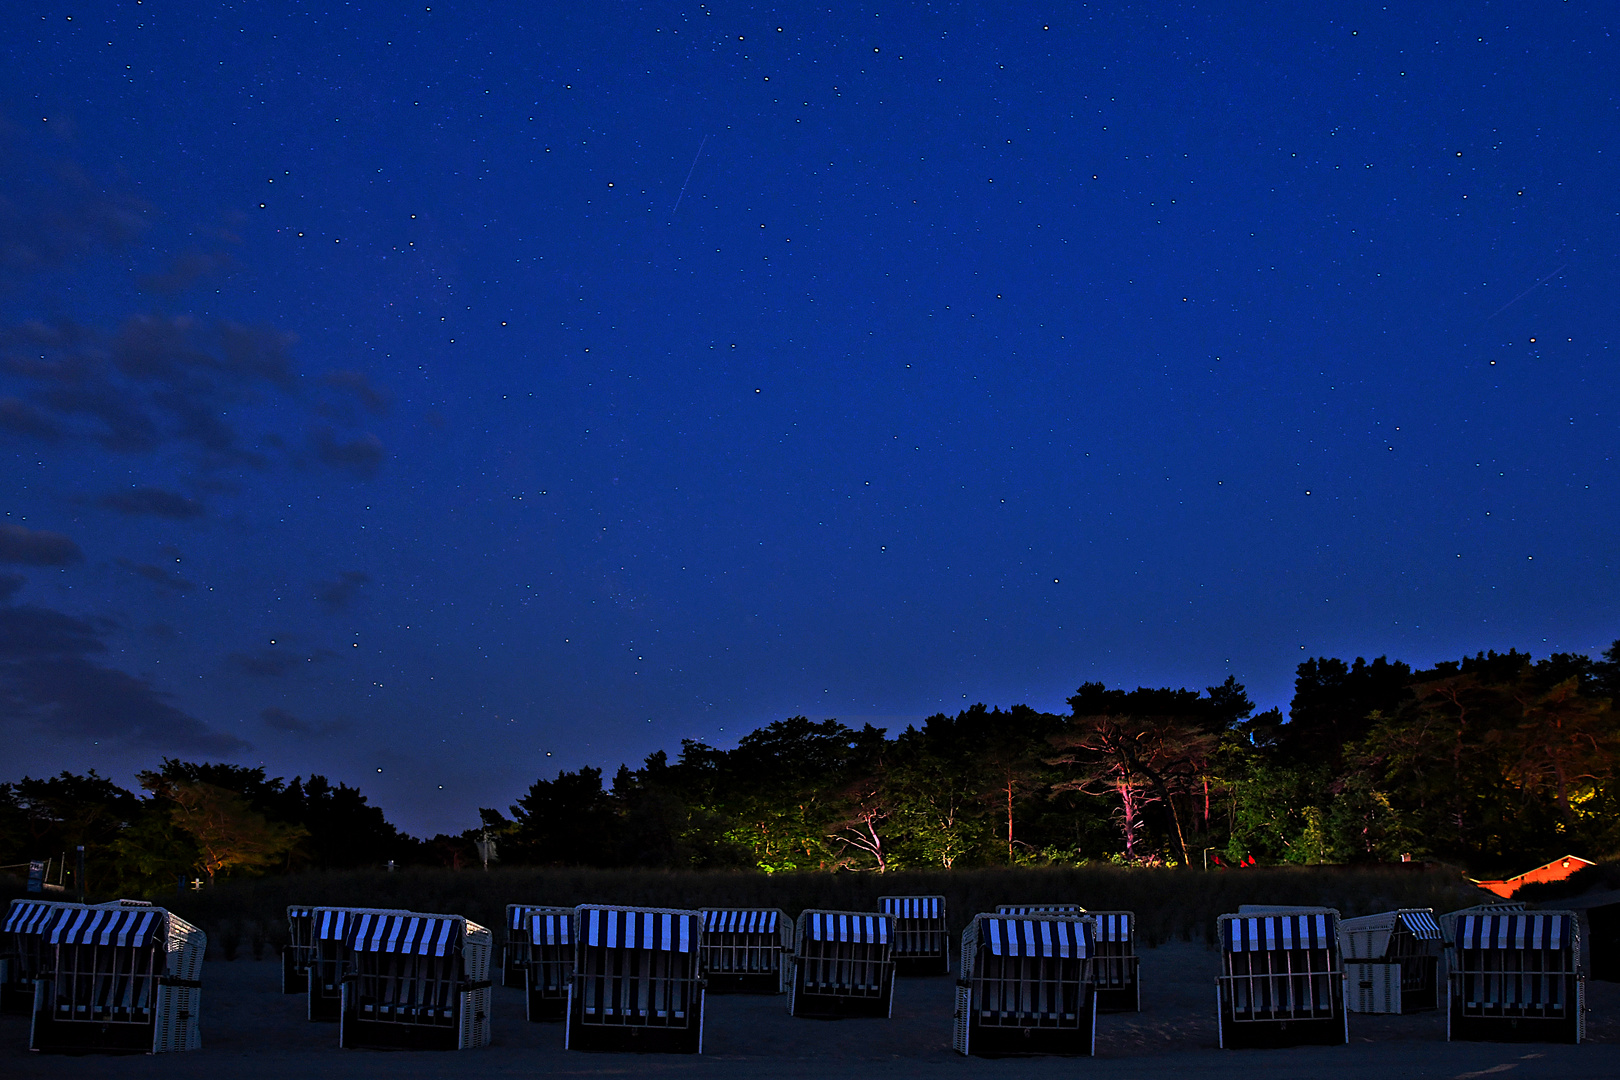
[0,524,83,565]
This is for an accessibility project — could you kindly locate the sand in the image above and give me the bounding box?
[2,942,1615,1078]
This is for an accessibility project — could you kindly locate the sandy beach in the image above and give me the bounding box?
[3,942,1615,1079]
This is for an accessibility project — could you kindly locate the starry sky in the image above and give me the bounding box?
[2,2,1616,836]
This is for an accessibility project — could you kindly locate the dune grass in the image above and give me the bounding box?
[122,863,1489,960]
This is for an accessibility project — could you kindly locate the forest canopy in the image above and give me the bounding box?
[4,641,1617,895]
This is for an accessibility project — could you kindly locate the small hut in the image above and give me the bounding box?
[338,910,493,1051]
[700,908,791,994]
[2,899,77,1015]
[1338,908,1443,1014]
[878,895,949,974]
[789,910,895,1018]
[953,912,1096,1057]
[1448,909,1584,1044]
[1216,908,1348,1048]
[28,902,206,1053]
[523,907,576,1021]
[503,903,555,988]
[566,905,706,1053]
[283,906,315,995]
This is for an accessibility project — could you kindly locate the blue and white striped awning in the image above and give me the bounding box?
[287,906,314,920]
[508,903,555,931]
[313,908,352,941]
[1092,912,1132,943]
[49,906,161,948]
[704,909,780,934]
[579,907,699,953]
[348,912,463,957]
[995,904,1083,916]
[1458,913,1570,951]
[1225,913,1334,952]
[879,896,943,919]
[804,912,890,944]
[529,911,573,946]
[979,916,1090,958]
[4,899,70,936]
[1399,910,1443,941]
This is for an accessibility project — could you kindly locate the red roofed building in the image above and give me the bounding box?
[1472,855,1596,899]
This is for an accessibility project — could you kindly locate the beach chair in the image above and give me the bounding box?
[953,912,1096,1057]
[283,906,315,994]
[2,899,77,1015]
[1216,909,1348,1048]
[338,910,493,1050]
[28,901,206,1053]
[1448,909,1583,1044]
[788,910,895,1018]
[503,903,554,988]
[700,908,791,994]
[566,905,706,1053]
[1339,908,1443,1014]
[1086,911,1141,1012]
[995,904,1085,916]
[307,906,410,1022]
[523,907,575,1021]
[878,895,950,974]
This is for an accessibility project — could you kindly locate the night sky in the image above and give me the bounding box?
[3,3,1616,836]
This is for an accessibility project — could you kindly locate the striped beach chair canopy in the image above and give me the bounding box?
[1225,911,1335,952]
[803,912,890,944]
[287,906,314,920]
[508,903,560,932]
[703,909,781,934]
[48,904,163,948]
[1398,910,1442,940]
[578,906,700,953]
[347,912,465,957]
[313,908,353,942]
[1091,912,1132,943]
[879,896,943,919]
[1456,912,1571,951]
[4,899,71,936]
[975,915,1091,958]
[995,904,1083,916]
[529,909,574,945]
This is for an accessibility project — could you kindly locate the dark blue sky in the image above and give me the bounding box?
[3,2,1615,836]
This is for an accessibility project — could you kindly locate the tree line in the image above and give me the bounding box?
[3,641,1617,893]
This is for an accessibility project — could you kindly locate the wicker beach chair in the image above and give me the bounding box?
[503,903,554,988]
[995,904,1085,916]
[1447,908,1583,1044]
[2,899,77,1015]
[523,907,575,1021]
[283,906,315,995]
[878,895,949,974]
[1086,911,1140,1012]
[788,910,895,1018]
[27,901,206,1054]
[566,905,706,1053]
[1216,908,1348,1048]
[337,910,493,1050]
[307,906,410,1022]
[1339,908,1443,1014]
[953,912,1096,1057]
[700,908,791,994]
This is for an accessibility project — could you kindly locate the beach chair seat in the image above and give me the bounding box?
[337,910,492,1050]
[283,906,315,995]
[788,910,895,1018]
[566,906,705,1053]
[2,899,77,1015]
[523,907,575,1021]
[953,913,1096,1057]
[1340,908,1442,1014]
[1447,909,1583,1044]
[879,895,949,974]
[1216,909,1348,1049]
[700,908,791,994]
[27,902,205,1053]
